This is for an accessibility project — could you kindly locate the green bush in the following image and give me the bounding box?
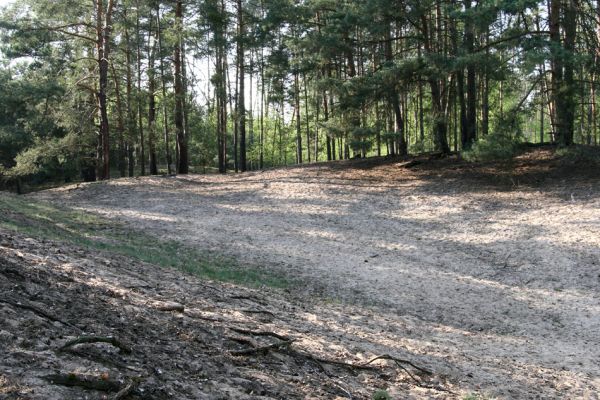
[409,140,428,155]
[462,133,523,162]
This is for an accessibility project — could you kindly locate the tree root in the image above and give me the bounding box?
[229,327,290,341]
[226,335,258,348]
[230,339,296,356]
[60,335,132,354]
[230,332,435,388]
[362,354,431,383]
[43,373,122,392]
[112,378,141,400]
[228,295,267,305]
[0,297,80,331]
[239,309,275,317]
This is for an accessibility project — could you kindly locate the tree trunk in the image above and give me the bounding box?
[237,0,247,172]
[174,0,188,174]
[124,8,135,177]
[421,14,450,154]
[147,24,159,176]
[463,0,477,148]
[156,5,172,174]
[560,0,577,145]
[295,71,302,164]
[110,62,126,178]
[95,0,116,180]
[385,23,407,155]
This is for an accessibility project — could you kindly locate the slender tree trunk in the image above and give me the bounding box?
[482,28,490,137]
[323,82,332,161]
[259,47,265,169]
[560,0,577,145]
[124,9,135,177]
[385,23,407,155]
[110,62,126,178]
[174,0,188,174]
[421,13,450,153]
[303,72,311,162]
[463,0,477,148]
[417,46,424,144]
[136,2,146,176]
[95,0,116,180]
[237,0,247,172]
[147,28,159,175]
[295,71,302,164]
[156,5,172,174]
[550,0,563,143]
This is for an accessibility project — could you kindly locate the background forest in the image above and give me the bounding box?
[0,0,597,189]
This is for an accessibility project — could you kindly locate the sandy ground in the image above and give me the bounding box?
[33,150,600,399]
[0,228,447,399]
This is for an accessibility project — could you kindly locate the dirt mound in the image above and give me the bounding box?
[0,228,448,399]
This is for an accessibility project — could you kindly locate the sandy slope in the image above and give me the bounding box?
[34,151,600,399]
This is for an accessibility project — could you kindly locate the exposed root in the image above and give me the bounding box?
[153,301,185,312]
[229,327,291,341]
[239,308,275,317]
[43,373,122,392]
[0,297,80,331]
[112,378,141,400]
[230,339,296,356]
[363,354,432,375]
[60,335,132,354]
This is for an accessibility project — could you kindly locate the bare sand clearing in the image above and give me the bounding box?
[34,150,600,399]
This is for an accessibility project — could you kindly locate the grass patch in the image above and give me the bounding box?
[0,193,290,289]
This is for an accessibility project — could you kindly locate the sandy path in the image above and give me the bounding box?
[35,159,600,399]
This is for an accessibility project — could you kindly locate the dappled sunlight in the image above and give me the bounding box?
[28,163,600,399]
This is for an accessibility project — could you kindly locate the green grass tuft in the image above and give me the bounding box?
[0,193,290,289]
[372,389,391,400]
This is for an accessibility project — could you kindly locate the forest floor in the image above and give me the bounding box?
[2,146,600,399]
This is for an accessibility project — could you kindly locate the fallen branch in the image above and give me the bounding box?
[154,301,185,312]
[401,160,422,169]
[60,335,132,354]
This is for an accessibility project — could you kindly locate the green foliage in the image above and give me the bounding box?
[372,389,391,400]
[462,133,523,162]
[0,193,290,289]
[350,126,375,154]
[409,139,428,155]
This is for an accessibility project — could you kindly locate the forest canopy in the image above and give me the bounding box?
[0,0,597,188]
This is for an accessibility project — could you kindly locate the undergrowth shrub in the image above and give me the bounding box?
[409,140,428,155]
[462,133,523,162]
[556,145,600,165]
